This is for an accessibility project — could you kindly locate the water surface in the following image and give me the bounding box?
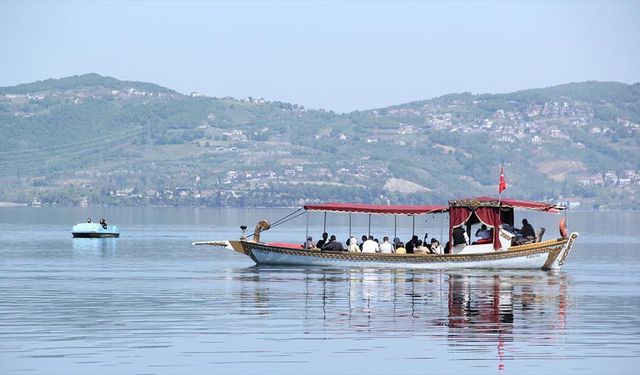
[1,207,639,374]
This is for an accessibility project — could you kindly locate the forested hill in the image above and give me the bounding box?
[0,74,638,209]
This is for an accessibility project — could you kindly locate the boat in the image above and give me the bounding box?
[194,196,579,270]
[71,222,120,238]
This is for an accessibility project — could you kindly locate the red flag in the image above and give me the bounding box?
[499,165,507,194]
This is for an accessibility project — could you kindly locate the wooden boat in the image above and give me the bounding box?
[71,222,120,238]
[194,197,578,270]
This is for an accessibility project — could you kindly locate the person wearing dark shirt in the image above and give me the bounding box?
[359,235,368,251]
[316,232,329,249]
[405,235,419,254]
[452,226,468,246]
[321,235,345,252]
[520,219,535,239]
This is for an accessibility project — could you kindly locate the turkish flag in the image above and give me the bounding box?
[499,165,507,193]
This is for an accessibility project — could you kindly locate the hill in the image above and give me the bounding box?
[0,74,638,209]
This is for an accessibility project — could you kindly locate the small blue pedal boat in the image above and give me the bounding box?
[72,222,120,238]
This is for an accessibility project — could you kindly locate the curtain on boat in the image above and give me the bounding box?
[449,206,502,251]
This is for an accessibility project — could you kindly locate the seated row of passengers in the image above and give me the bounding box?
[304,233,443,255]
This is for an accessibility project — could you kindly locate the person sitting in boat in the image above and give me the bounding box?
[87,218,92,223]
[316,232,329,249]
[394,241,406,254]
[321,235,345,252]
[429,238,442,254]
[515,219,536,245]
[347,237,360,252]
[475,224,491,240]
[304,236,317,250]
[414,239,429,255]
[405,235,419,254]
[393,237,401,249]
[520,219,535,238]
[452,226,469,253]
[473,224,492,244]
[362,235,379,253]
[379,236,394,254]
[359,235,368,251]
[99,218,108,230]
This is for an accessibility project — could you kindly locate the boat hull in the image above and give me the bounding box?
[71,223,120,238]
[72,232,120,238]
[214,233,578,270]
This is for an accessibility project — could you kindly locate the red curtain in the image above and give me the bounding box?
[449,207,473,248]
[475,207,502,250]
[449,206,503,250]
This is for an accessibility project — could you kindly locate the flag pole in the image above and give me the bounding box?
[498,164,506,205]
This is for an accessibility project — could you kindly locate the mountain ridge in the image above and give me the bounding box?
[0,74,638,209]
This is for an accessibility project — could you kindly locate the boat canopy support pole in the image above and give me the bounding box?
[349,214,352,237]
[368,214,371,237]
[394,215,397,240]
[305,212,309,241]
[323,212,327,234]
[412,216,416,236]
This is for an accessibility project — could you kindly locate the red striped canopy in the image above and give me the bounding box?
[448,196,562,212]
[303,202,449,215]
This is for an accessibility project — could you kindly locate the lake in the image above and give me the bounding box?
[1,207,639,374]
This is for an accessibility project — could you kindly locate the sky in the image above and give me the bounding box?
[1,1,639,113]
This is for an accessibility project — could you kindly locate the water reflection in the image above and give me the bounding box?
[227,267,569,371]
[72,237,118,255]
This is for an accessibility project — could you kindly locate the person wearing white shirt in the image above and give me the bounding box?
[379,236,394,254]
[362,236,379,253]
[347,237,360,252]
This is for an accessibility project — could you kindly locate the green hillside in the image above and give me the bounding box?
[0,74,638,209]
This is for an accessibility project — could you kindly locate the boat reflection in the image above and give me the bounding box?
[72,237,118,254]
[227,266,569,371]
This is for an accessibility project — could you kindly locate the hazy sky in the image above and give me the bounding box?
[1,1,639,112]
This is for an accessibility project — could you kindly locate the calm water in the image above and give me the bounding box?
[1,207,639,374]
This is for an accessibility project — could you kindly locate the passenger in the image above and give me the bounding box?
[452,226,469,246]
[405,235,419,254]
[394,241,406,254]
[347,237,360,252]
[99,218,108,230]
[87,217,92,223]
[429,238,442,254]
[304,236,317,250]
[316,232,329,249]
[414,239,429,254]
[475,224,491,240]
[444,241,451,254]
[452,226,469,254]
[362,235,379,253]
[321,235,345,252]
[379,236,394,254]
[393,237,401,249]
[359,235,368,251]
[515,219,536,245]
[520,219,535,239]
